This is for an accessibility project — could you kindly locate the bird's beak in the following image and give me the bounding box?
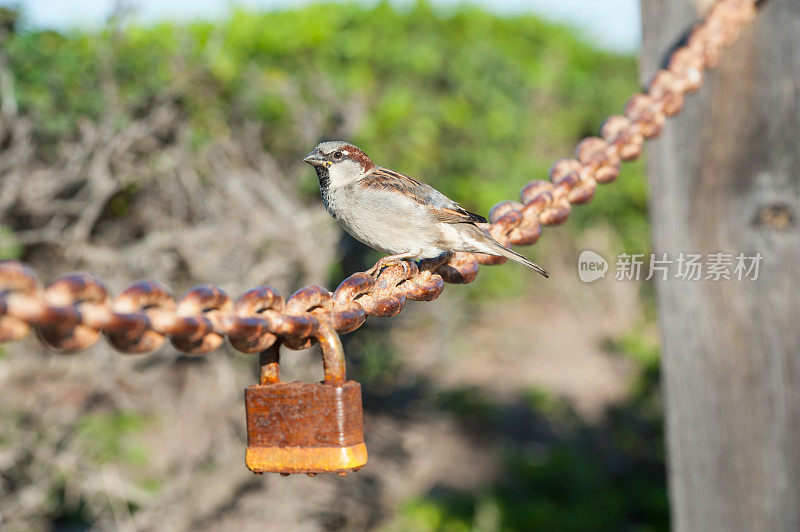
[303,151,329,167]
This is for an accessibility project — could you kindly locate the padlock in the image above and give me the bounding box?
[244,322,367,475]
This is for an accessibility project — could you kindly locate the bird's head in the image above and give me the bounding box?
[303,141,375,189]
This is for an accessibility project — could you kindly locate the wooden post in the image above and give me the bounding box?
[641,0,800,530]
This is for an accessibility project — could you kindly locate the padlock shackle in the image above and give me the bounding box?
[259,320,346,384]
[258,320,345,385]
[259,342,281,385]
[317,321,345,385]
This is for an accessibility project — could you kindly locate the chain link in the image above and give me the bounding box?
[0,0,757,356]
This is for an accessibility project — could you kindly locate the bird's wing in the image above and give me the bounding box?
[361,167,487,225]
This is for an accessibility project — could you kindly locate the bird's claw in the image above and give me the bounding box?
[366,257,414,279]
[365,262,381,278]
[365,258,387,278]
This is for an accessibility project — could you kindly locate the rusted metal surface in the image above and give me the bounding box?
[245,381,366,475]
[0,0,758,357]
[245,320,366,475]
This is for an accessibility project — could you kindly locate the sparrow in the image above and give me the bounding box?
[303,141,549,278]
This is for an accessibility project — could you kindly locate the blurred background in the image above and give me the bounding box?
[0,1,666,530]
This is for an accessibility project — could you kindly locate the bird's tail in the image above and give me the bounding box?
[480,237,550,278]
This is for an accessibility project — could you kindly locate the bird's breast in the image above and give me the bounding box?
[324,185,438,255]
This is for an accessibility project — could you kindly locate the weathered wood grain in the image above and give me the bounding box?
[641,0,800,530]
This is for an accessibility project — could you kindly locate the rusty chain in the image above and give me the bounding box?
[0,0,757,358]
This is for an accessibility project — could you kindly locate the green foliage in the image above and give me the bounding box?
[107,182,141,218]
[523,386,577,425]
[6,30,104,142]
[436,386,501,424]
[5,1,644,253]
[46,480,95,531]
[72,411,150,466]
[0,226,23,259]
[346,326,404,387]
[605,323,665,435]
[605,322,660,367]
[137,476,165,495]
[465,263,527,302]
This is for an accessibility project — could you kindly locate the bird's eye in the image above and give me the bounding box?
[333,151,343,160]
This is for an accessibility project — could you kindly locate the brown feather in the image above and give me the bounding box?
[360,167,487,225]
